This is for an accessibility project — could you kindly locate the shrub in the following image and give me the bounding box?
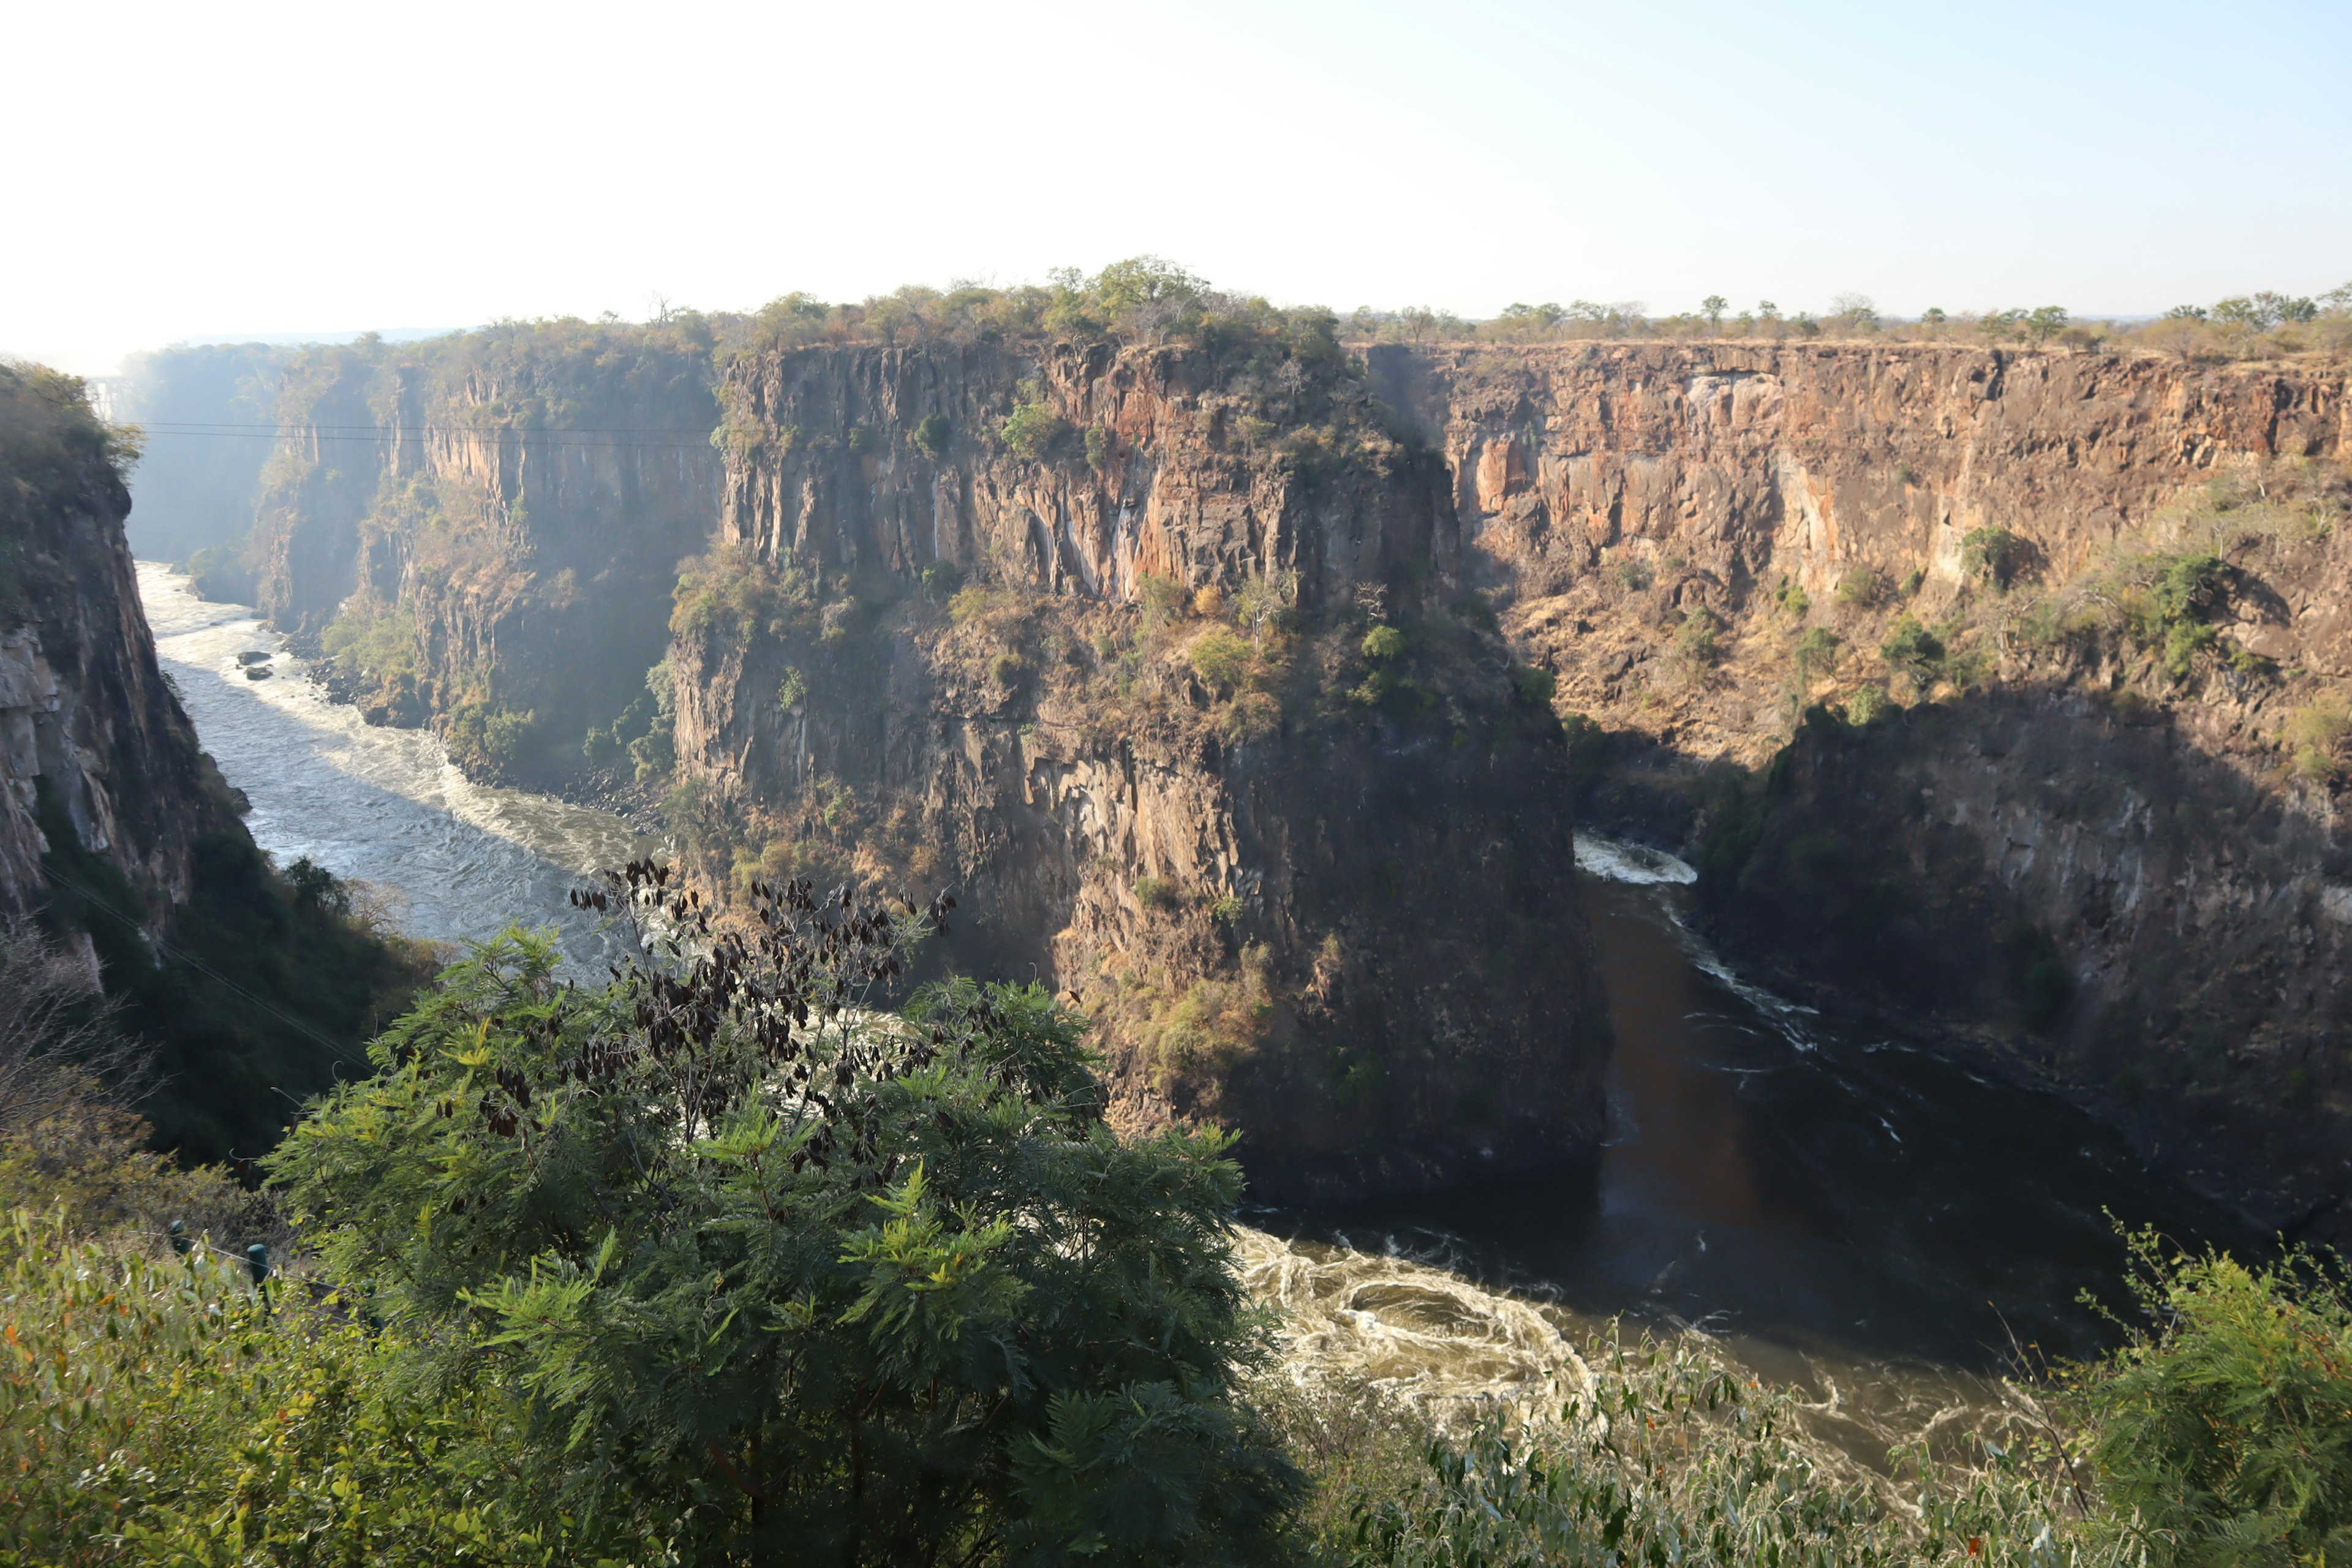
[1208,894,1246,925]
[1138,573,1191,633]
[1613,556,1654,591]
[988,649,1027,688]
[1961,526,2030,587]
[440,699,535,778]
[1882,612,1945,669]
[1361,624,1407,660]
[1515,666,1558,706]
[1776,575,1811,618]
[1085,423,1110,472]
[1134,875,1180,911]
[919,558,960,598]
[1001,401,1071,458]
[1794,625,1842,684]
[911,412,950,458]
[272,886,1298,1566]
[1673,608,1721,666]
[1844,685,1893,725]
[1189,627,1251,690]
[1193,584,1227,619]
[2069,1232,2352,1567]
[1834,565,1885,608]
[2287,697,2352,781]
[1901,567,1926,597]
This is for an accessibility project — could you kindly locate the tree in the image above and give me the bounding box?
[1701,295,1728,331]
[271,870,1298,1566]
[2024,305,2069,345]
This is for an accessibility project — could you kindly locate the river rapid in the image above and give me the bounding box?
[138,562,2238,1431]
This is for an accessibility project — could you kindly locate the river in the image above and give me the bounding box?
[138,561,2237,1417]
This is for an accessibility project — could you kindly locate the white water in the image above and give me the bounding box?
[138,562,657,971]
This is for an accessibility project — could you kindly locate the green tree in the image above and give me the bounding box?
[1003,402,1071,459]
[2070,1232,2352,1567]
[271,872,1297,1566]
[1701,295,1728,331]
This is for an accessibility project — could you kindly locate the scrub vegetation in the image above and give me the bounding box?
[2,872,2345,1566]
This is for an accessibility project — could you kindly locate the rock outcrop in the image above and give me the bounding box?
[0,364,233,926]
[1392,341,2351,1237]
[245,322,723,776]
[671,337,1610,1202]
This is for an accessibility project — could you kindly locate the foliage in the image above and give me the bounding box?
[1361,624,1408,662]
[1135,875,1180,911]
[1961,527,2032,589]
[1191,627,1253,691]
[1836,566,1886,609]
[271,872,1298,1566]
[921,559,962,598]
[0,1210,585,1567]
[1672,608,1721,667]
[31,786,432,1165]
[441,698,537,778]
[1340,1322,2105,1568]
[1844,685,1893,725]
[672,542,816,646]
[913,413,952,459]
[2067,1231,2352,1567]
[1132,974,1272,1099]
[1882,612,1945,671]
[1794,625,1842,687]
[1003,402,1073,459]
[2286,698,2352,782]
[1515,666,1559,707]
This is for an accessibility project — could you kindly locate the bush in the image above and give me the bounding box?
[1835,566,1884,608]
[1515,666,1558,706]
[271,883,1298,1566]
[1776,575,1811,618]
[1613,556,1654,591]
[1961,526,2030,587]
[1673,608,1721,666]
[1882,612,1945,669]
[1361,624,1407,660]
[1002,401,1071,458]
[1134,875,1180,911]
[2069,1232,2352,1567]
[1190,627,1251,690]
[919,559,960,598]
[2287,697,2352,781]
[911,412,950,458]
[440,699,535,778]
[1844,685,1893,725]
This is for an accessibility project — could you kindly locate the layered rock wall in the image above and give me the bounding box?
[675,339,1608,1201]
[1,366,231,927]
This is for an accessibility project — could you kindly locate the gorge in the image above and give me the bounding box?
[181,307,2351,1249]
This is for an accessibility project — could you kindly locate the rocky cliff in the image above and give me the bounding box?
[230,318,2352,1227]
[668,335,1610,1202]
[1396,341,2351,1237]
[0,363,233,929]
[244,320,723,780]
[1,361,431,1164]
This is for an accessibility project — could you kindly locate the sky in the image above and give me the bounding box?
[6,0,2349,375]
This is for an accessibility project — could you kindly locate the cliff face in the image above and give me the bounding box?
[246,322,722,777]
[1,365,232,927]
[671,337,1609,1202]
[1398,341,2351,1236]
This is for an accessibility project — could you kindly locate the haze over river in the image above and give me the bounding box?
[139,562,2238,1408]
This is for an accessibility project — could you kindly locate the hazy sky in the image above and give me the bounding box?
[8,0,2348,374]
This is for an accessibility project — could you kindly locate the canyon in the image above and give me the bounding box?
[217,324,2352,1229]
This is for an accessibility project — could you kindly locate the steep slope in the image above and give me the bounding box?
[666,334,1610,1202]
[1393,341,2352,1235]
[244,320,723,780]
[1,362,428,1163]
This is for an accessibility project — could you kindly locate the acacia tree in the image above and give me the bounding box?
[271,865,1298,1566]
